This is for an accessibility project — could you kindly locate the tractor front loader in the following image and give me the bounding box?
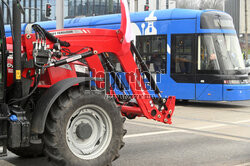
[0,0,176,166]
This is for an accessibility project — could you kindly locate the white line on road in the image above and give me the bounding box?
[218,101,227,103]
[0,160,14,166]
[124,119,250,141]
[234,162,250,166]
[124,129,184,138]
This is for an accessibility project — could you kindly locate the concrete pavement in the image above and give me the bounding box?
[2,100,250,166]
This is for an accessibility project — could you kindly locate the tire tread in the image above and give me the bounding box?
[44,86,126,166]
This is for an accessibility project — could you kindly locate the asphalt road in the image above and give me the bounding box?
[2,100,250,166]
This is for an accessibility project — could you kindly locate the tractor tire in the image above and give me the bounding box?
[8,143,44,158]
[43,86,126,166]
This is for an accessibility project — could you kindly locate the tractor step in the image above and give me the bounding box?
[0,104,9,157]
[0,123,8,157]
[0,145,7,157]
[0,128,8,157]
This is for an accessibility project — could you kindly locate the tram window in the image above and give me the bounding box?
[171,35,194,74]
[136,35,167,73]
[198,35,220,71]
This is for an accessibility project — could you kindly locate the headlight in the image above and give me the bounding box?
[224,79,248,84]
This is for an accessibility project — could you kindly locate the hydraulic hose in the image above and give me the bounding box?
[32,24,70,47]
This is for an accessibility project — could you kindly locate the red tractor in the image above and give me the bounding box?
[0,0,176,165]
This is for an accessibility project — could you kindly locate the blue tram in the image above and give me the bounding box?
[5,9,250,101]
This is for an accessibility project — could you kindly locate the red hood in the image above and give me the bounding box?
[6,36,24,52]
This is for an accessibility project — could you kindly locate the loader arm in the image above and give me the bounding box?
[23,27,175,124]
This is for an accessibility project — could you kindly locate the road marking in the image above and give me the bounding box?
[125,119,250,142]
[0,160,14,166]
[126,121,172,130]
[234,162,250,166]
[174,116,250,127]
[125,129,184,138]
[218,101,227,103]
[126,119,250,131]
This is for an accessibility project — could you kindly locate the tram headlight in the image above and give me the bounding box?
[224,80,248,84]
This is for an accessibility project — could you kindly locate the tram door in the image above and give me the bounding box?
[170,34,196,100]
[195,35,223,101]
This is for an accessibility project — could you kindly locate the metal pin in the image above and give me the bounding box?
[26,34,31,39]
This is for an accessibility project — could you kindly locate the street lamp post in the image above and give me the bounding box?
[56,0,64,29]
[245,0,248,59]
[108,0,113,14]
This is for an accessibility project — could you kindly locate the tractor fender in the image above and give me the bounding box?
[31,77,100,134]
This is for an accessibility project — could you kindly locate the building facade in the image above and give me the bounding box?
[224,0,250,49]
[225,0,250,35]
[1,0,175,24]
[1,0,121,24]
[129,0,176,12]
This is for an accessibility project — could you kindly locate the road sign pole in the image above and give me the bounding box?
[245,0,248,59]
[56,0,64,29]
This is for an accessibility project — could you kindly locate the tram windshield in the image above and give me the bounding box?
[198,34,245,74]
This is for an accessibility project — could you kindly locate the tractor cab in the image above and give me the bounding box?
[0,2,7,156]
[0,5,6,102]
